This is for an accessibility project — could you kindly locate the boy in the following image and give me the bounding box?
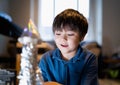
[39,9,98,85]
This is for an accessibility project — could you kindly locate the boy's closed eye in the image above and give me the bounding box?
[55,33,61,35]
[67,34,74,36]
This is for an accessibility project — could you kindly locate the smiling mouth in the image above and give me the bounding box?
[61,44,68,47]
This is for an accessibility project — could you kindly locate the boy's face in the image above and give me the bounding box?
[54,26,82,56]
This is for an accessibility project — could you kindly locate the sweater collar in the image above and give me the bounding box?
[52,45,85,63]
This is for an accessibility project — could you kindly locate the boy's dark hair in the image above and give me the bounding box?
[52,9,88,37]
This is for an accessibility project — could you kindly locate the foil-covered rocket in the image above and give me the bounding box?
[17,19,43,85]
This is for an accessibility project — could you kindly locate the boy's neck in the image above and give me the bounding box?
[61,50,77,61]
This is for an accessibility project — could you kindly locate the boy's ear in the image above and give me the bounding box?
[80,36,85,41]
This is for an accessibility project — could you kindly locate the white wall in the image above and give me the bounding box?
[0,0,120,57]
[9,0,30,28]
[0,0,30,57]
[0,0,11,57]
[102,0,120,56]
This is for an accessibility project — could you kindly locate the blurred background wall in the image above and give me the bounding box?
[0,0,120,57]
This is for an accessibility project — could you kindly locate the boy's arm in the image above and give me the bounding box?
[81,55,99,85]
[38,57,48,81]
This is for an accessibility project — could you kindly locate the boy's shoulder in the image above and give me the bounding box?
[81,47,97,60]
[41,49,58,58]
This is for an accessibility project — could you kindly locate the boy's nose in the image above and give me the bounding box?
[61,35,67,40]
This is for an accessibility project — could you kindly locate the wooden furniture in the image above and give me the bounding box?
[103,58,120,64]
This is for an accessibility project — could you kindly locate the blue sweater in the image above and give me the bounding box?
[38,46,98,85]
